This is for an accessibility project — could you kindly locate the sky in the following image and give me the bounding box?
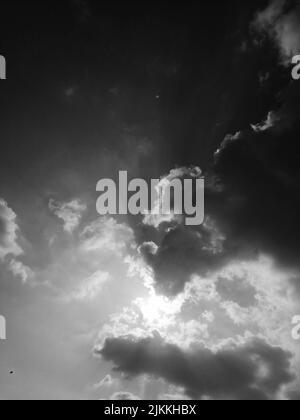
[0,0,300,400]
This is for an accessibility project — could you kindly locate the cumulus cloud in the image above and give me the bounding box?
[253,0,300,65]
[49,199,87,233]
[96,253,298,356]
[140,217,227,296]
[0,198,23,260]
[98,335,294,400]
[93,8,300,398]
[124,96,300,300]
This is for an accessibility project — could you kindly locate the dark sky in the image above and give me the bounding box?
[0,0,280,181]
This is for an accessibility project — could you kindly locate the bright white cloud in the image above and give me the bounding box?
[96,252,299,361]
[202,311,215,323]
[0,199,33,283]
[0,198,23,260]
[49,199,87,233]
[95,255,215,350]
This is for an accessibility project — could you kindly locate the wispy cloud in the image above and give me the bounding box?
[253,0,300,65]
[251,111,280,132]
[64,270,110,302]
[109,392,141,401]
[49,199,87,234]
[0,198,23,260]
[8,259,33,284]
[80,217,134,255]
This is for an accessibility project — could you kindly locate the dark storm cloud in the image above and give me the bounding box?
[137,69,300,296]
[98,335,295,400]
[213,81,300,273]
[127,6,300,297]
[140,224,231,296]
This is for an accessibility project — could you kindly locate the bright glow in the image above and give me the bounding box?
[135,292,184,329]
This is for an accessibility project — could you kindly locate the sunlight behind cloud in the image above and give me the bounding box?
[135,293,182,327]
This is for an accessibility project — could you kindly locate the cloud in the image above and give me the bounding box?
[109,392,141,401]
[49,199,87,233]
[143,166,203,229]
[96,252,298,358]
[8,259,33,284]
[287,387,300,400]
[98,335,294,400]
[95,251,299,398]
[94,375,116,389]
[251,111,280,132]
[64,270,110,302]
[80,217,134,255]
[0,198,23,260]
[253,0,300,65]
[140,217,227,296]
[212,97,300,274]
[0,199,35,283]
[216,275,258,309]
[159,393,190,400]
[37,216,135,300]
